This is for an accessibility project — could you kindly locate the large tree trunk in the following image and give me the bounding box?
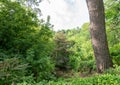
[86,0,113,73]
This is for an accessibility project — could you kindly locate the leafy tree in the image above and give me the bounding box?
[0,0,38,53]
[0,0,55,83]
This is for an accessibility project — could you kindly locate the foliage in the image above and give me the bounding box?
[25,24,55,81]
[0,0,39,53]
[0,0,55,82]
[105,65,120,75]
[109,43,120,65]
[65,23,95,72]
[17,73,120,85]
[16,66,120,84]
[52,32,72,71]
[0,57,28,85]
[105,0,120,65]
[78,60,96,73]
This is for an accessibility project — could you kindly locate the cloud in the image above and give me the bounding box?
[39,0,89,31]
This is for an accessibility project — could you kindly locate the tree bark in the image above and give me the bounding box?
[86,0,113,73]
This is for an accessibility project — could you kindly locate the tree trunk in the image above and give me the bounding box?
[86,0,113,73]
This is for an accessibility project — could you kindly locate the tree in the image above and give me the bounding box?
[86,0,113,73]
[53,32,71,71]
[0,0,38,53]
[0,0,55,82]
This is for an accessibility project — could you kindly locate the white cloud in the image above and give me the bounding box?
[39,0,89,31]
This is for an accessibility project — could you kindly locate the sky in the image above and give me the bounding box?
[39,0,89,31]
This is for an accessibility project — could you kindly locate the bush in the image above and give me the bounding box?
[110,43,120,65]
[105,65,120,75]
[17,73,120,85]
[78,60,96,73]
[69,55,81,71]
[0,57,28,85]
[26,50,55,81]
[48,74,120,85]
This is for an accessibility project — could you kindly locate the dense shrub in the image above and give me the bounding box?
[78,60,96,73]
[105,65,120,75]
[17,73,120,85]
[0,57,28,85]
[110,43,120,65]
[69,55,80,71]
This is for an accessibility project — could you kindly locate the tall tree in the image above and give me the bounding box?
[86,0,113,73]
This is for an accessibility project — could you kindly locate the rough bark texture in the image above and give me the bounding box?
[86,0,113,73]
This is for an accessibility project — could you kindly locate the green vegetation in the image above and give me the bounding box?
[0,0,120,85]
[105,0,120,65]
[18,74,120,85]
